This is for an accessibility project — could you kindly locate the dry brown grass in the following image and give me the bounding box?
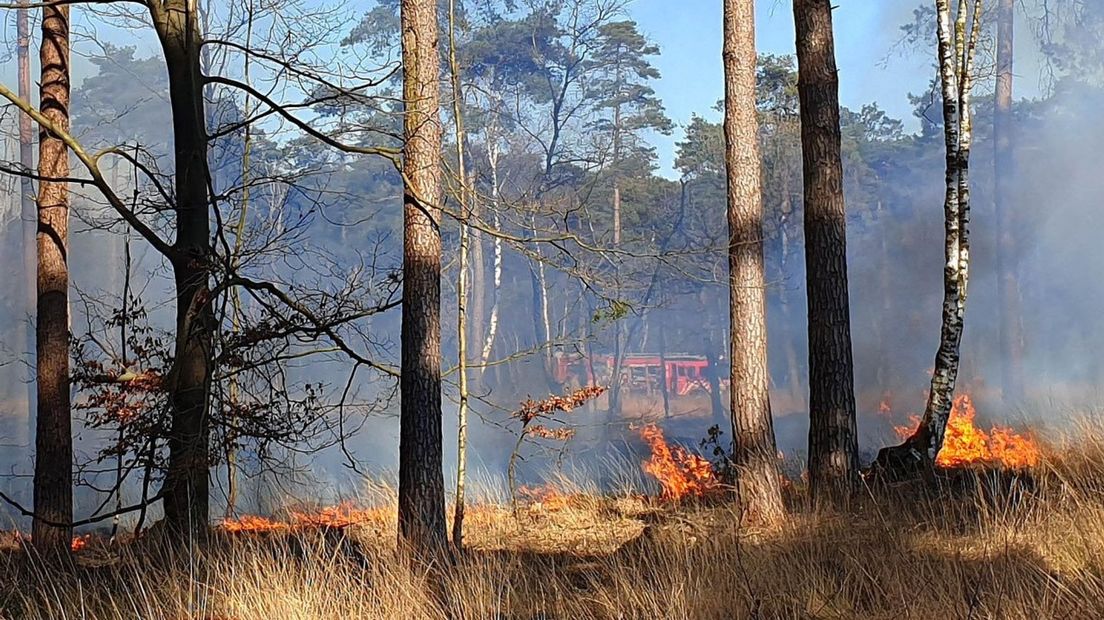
[3,427,1104,619]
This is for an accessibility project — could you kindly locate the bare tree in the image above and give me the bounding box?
[0,0,408,541]
[722,0,785,526]
[146,0,218,538]
[32,0,73,556]
[877,0,983,474]
[398,0,448,556]
[794,0,859,503]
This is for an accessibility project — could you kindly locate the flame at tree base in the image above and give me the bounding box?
[893,395,1041,469]
[639,424,718,501]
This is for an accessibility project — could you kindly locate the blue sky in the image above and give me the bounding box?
[630,0,934,176]
[630,0,1046,177]
[2,1,1046,177]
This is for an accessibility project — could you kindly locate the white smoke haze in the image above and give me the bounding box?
[0,0,1099,529]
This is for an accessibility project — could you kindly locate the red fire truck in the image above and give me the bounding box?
[554,352,719,396]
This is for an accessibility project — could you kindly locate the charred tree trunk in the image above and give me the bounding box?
[722,0,786,526]
[794,0,860,503]
[398,0,448,558]
[875,0,981,476]
[150,0,216,538]
[17,2,36,444]
[995,0,1025,404]
[32,1,72,556]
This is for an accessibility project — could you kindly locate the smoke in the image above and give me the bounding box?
[0,1,1102,527]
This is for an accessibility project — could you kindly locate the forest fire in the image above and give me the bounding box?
[892,395,1041,468]
[218,503,389,534]
[517,485,578,511]
[639,424,718,500]
[70,534,92,552]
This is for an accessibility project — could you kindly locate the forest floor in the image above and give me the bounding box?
[1,427,1104,619]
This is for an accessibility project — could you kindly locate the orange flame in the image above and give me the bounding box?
[894,394,1040,468]
[70,534,91,552]
[218,514,289,533]
[639,424,718,500]
[218,503,389,533]
[517,485,577,511]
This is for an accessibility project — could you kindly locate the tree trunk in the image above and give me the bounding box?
[776,253,804,409]
[722,0,785,526]
[529,215,557,392]
[398,0,448,558]
[479,145,502,371]
[876,0,981,475]
[777,163,804,409]
[612,185,621,246]
[447,0,469,551]
[794,0,860,504]
[150,0,217,538]
[657,316,670,418]
[17,2,36,445]
[32,1,72,556]
[995,0,1025,404]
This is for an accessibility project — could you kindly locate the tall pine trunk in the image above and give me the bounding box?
[150,0,216,538]
[722,0,785,526]
[995,0,1024,404]
[32,1,72,556]
[794,0,859,503]
[398,0,448,557]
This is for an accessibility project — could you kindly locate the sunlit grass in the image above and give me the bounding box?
[2,426,1104,619]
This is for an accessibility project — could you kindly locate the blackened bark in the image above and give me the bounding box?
[398,0,448,557]
[150,0,216,538]
[32,1,72,556]
[995,0,1025,404]
[794,0,860,503]
[723,0,786,526]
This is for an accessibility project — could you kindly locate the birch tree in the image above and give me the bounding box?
[447,0,471,552]
[876,0,983,474]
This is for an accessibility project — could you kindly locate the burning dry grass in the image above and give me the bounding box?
[891,394,1042,468]
[4,426,1104,619]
